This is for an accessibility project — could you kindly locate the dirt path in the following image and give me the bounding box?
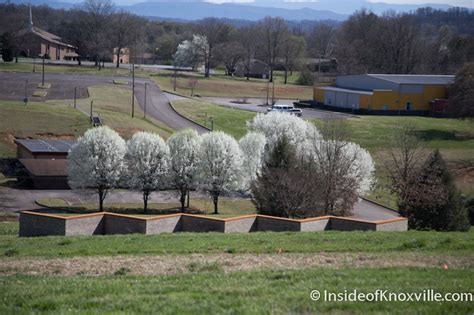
[1,253,471,276]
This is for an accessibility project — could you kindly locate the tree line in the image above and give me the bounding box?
[0,1,472,77]
[68,112,375,218]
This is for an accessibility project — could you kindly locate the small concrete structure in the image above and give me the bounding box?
[19,211,408,237]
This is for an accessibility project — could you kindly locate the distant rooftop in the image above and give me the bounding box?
[367,74,455,85]
[319,86,373,95]
[15,139,75,153]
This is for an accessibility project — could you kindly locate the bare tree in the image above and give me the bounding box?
[385,123,425,216]
[281,35,305,84]
[258,17,289,82]
[83,0,115,69]
[237,25,259,81]
[197,18,231,77]
[111,10,143,68]
[215,41,245,76]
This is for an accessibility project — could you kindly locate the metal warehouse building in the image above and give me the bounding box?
[313,74,454,115]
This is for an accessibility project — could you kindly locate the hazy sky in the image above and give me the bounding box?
[95,0,473,8]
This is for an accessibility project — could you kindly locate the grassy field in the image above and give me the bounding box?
[37,197,256,217]
[0,221,472,313]
[151,69,314,99]
[172,99,256,138]
[0,268,473,314]
[0,101,90,158]
[0,85,173,158]
[0,60,146,77]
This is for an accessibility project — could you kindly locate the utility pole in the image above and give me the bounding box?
[132,63,135,118]
[74,87,77,109]
[144,82,147,119]
[42,54,45,86]
[271,76,275,105]
[266,75,270,106]
[173,68,177,92]
[33,57,36,73]
[24,80,28,105]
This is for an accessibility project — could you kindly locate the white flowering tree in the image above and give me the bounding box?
[167,129,201,212]
[125,132,170,213]
[247,111,320,156]
[68,126,126,212]
[239,132,266,190]
[196,132,243,214]
[173,34,208,70]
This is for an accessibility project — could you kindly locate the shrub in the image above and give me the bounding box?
[295,68,314,86]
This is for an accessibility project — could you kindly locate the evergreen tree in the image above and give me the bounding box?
[407,150,470,231]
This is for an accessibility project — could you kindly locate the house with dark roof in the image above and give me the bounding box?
[15,139,75,189]
[17,6,78,61]
[313,74,455,115]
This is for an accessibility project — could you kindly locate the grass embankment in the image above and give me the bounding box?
[38,197,256,218]
[151,69,314,99]
[0,85,173,158]
[0,60,147,77]
[1,268,473,314]
[172,99,256,138]
[0,101,89,158]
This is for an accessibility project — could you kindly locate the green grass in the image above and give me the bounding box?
[0,60,147,77]
[172,99,256,138]
[0,85,173,158]
[0,268,472,314]
[152,69,314,99]
[0,224,472,257]
[37,198,256,217]
[0,101,90,157]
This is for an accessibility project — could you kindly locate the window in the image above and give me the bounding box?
[406,102,413,110]
[383,104,389,111]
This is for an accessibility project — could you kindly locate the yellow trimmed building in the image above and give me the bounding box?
[313,74,454,115]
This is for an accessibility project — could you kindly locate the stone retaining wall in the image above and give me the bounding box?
[19,211,408,237]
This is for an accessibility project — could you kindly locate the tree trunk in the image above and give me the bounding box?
[284,69,288,84]
[180,189,186,213]
[143,190,150,213]
[186,189,190,208]
[213,194,219,214]
[116,49,120,68]
[98,188,105,212]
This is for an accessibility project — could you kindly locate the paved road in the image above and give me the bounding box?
[202,97,356,120]
[0,72,207,133]
[0,186,399,221]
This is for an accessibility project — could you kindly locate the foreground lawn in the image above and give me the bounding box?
[0,268,472,314]
[172,99,256,138]
[152,69,314,99]
[1,222,472,257]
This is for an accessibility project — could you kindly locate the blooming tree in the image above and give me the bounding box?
[239,132,266,190]
[167,129,201,212]
[247,111,320,156]
[173,34,208,70]
[68,126,126,212]
[125,132,170,213]
[196,131,243,214]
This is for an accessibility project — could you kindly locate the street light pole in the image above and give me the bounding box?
[74,87,77,109]
[41,54,45,86]
[266,75,270,106]
[144,82,147,119]
[33,57,36,73]
[132,63,135,118]
[271,76,275,105]
[24,80,28,105]
[90,100,93,122]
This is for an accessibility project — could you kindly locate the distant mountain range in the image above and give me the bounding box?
[2,0,468,21]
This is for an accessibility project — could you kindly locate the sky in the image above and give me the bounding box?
[104,0,473,6]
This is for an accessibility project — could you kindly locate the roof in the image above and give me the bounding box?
[366,74,455,85]
[19,159,68,177]
[318,86,374,95]
[18,26,76,49]
[15,139,75,154]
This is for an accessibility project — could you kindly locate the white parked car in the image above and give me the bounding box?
[266,105,302,117]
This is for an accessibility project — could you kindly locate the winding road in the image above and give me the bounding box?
[0,72,208,133]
